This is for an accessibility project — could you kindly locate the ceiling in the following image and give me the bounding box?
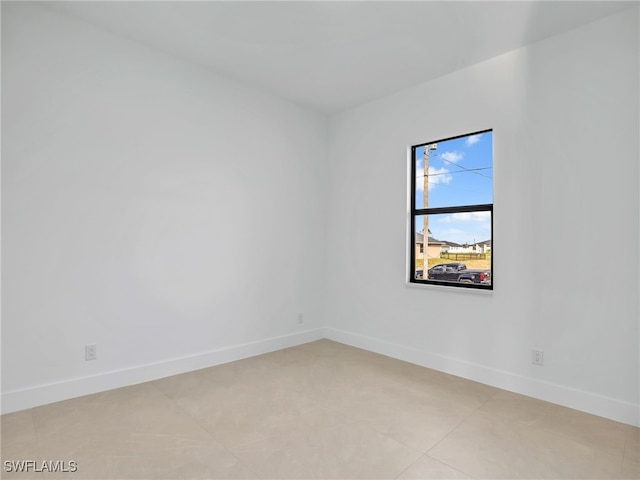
[47,1,637,114]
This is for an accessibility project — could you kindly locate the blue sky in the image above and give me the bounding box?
[414,131,493,244]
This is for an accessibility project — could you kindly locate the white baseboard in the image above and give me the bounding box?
[1,328,324,415]
[4,326,638,427]
[323,327,640,427]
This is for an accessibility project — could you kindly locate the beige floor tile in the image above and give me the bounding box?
[621,457,640,480]
[219,346,317,388]
[294,356,390,404]
[1,441,45,479]
[623,425,640,479]
[300,343,449,396]
[154,346,315,406]
[31,383,171,437]
[31,383,212,453]
[154,351,334,451]
[295,341,498,410]
[2,340,636,480]
[153,361,241,402]
[1,410,37,447]
[478,389,556,426]
[535,403,630,457]
[396,455,474,479]
[38,437,257,480]
[177,387,332,449]
[228,411,422,479]
[410,372,499,411]
[289,347,497,454]
[1,411,43,479]
[316,381,472,453]
[289,345,496,438]
[29,381,254,479]
[429,410,624,479]
[626,425,640,464]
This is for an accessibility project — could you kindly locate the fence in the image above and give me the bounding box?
[441,252,488,261]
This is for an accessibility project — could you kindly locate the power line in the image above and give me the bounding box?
[436,154,493,179]
[415,166,493,179]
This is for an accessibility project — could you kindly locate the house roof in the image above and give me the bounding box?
[428,237,446,246]
[438,240,459,247]
[415,233,447,246]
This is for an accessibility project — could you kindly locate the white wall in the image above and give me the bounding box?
[324,8,639,426]
[1,3,327,411]
[3,3,638,426]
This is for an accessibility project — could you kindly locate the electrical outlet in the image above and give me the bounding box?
[297,313,304,324]
[85,344,97,361]
[532,349,544,366]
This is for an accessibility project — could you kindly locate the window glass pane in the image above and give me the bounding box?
[414,131,493,209]
[414,213,492,285]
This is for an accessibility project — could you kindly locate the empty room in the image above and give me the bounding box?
[2,1,639,479]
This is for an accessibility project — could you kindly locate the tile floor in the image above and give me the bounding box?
[1,340,638,479]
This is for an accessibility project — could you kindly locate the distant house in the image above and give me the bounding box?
[446,240,492,255]
[415,233,447,259]
[427,237,446,258]
[415,232,424,260]
[440,240,461,253]
[415,235,490,260]
[475,240,492,254]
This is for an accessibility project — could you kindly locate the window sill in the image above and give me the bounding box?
[405,280,494,295]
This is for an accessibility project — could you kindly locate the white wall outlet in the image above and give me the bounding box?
[85,344,97,361]
[297,313,304,324]
[532,349,544,366]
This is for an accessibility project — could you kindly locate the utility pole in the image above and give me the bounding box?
[423,144,437,264]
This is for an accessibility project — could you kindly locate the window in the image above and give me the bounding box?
[409,129,493,290]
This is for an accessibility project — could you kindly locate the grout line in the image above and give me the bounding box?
[393,453,425,479]
[424,453,480,480]
[423,392,504,454]
[27,408,45,469]
[146,381,264,480]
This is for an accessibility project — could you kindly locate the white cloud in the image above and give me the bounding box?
[440,211,491,223]
[428,166,452,190]
[441,151,463,163]
[432,214,491,244]
[437,227,467,236]
[417,165,452,192]
[465,134,481,146]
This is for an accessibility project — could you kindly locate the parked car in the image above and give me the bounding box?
[428,263,491,285]
[426,263,467,281]
[457,269,491,285]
